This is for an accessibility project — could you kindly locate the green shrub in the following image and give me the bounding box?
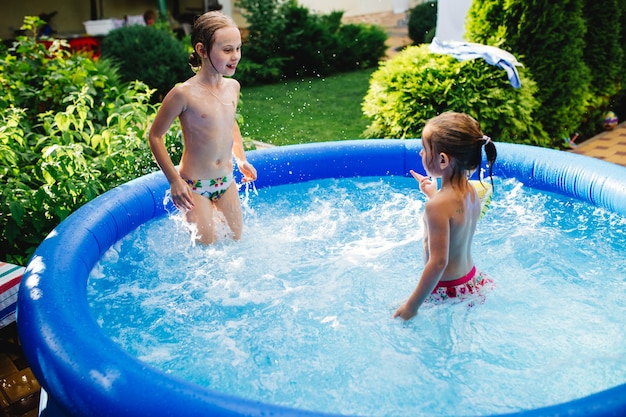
[466,0,590,144]
[278,6,343,77]
[0,17,183,264]
[335,23,388,71]
[101,25,191,100]
[613,0,626,123]
[408,0,437,44]
[233,0,287,85]
[620,0,626,83]
[362,45,550,146]
[577,0,624,137]
[234,0,387,85]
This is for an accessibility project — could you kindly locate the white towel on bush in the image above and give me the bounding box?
[429,37,523,88]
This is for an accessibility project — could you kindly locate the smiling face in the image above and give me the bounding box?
[208,26,241,76]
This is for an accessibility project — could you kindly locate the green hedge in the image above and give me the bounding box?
[0,17,183,264]
[466,0,592,143]
[408,0,437,44]
[234,0,387,85]
[101,25,191,101]
[578,0,624,136]
[362,44,550,146]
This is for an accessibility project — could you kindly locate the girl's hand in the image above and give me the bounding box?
[170,177,195,212]
[393,303,417,321]
[238,161,257,183]
[410,170,437,199]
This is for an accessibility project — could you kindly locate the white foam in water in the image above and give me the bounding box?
[88,176,626,417]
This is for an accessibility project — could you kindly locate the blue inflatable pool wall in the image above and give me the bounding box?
[17,140,626,417]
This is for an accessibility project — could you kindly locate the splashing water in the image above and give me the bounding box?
[88,176,626,417]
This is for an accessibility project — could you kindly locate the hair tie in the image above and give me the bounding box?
[482,135,492,145]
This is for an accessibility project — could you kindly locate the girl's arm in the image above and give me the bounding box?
[230,80,256,183]
[231,121,257,183]
[148,88,195,211]
[393,200,450,320]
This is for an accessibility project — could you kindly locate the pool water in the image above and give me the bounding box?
[87,176,626,417]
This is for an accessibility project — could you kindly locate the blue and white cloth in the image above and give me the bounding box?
[428,37,523,88]
[0,262,24,328]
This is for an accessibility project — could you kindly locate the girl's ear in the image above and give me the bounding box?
[438,152,450,169]
[194,42,207,58]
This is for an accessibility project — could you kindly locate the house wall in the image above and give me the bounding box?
[295,0,419,16]
[1,0,155,40]
[1,0,421,41]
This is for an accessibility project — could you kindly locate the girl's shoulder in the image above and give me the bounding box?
[167,79,193,97]
[224,77,241,90]
[426,185,472,214]
[424,189,455,212]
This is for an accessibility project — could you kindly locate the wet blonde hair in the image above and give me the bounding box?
[188,11,238,69]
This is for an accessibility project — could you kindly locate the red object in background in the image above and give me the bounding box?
[68,36,101,58]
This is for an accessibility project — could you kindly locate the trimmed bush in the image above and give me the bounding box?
[608,0,626,122]
[234,0,387,85]
[101,25,191,100]
[466,0,590,144]
[362,45,549,146]
[578,0,624,136]
[408,0,437,44]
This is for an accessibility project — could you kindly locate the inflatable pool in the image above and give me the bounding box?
[17,140,626,417]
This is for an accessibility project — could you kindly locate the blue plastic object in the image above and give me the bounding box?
[17,140,626,417]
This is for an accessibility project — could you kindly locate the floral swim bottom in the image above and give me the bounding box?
[427,266,494,305]
[182,175,233,202]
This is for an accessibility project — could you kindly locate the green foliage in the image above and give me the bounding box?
[234,0,387,85]
[0,17,183,264]
[335,23,388,70]
[582,0,623,100]
[466,0,591,144]
[578,0,624,136]
[101,24,192,101]
[234,0,303,85]
[408,0,437,44]
[612,0,626,122]
[362,45,549,146]
[620,0,626,81]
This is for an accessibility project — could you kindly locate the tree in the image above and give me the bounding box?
[578,0,624,135]
[611,0,626,120]
[466,0,591,143]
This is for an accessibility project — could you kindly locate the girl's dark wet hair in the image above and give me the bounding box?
[422,111,497,186]
[188,11,237,69]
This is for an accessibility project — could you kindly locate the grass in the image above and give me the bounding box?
[238,68,376,147]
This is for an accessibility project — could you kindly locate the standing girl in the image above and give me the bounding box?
[149,11,257,245]
[394,112,497,320]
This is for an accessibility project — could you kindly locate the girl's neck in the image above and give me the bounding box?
[196,65,223,84]
[196,73,223,88]
[439,171,469,191]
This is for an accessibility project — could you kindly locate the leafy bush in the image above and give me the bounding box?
[466,0,591,144]
[335,23,388,71]
[408,0,437,44]
[582,0,623,102]
[101,24,191,101]
[362,45,550,146]
[620,0,626,81]
[234,0,387,85]
[0,17,183,264]
[232,0,289,85]
[577,0,624,137]
[612,0,626,122]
